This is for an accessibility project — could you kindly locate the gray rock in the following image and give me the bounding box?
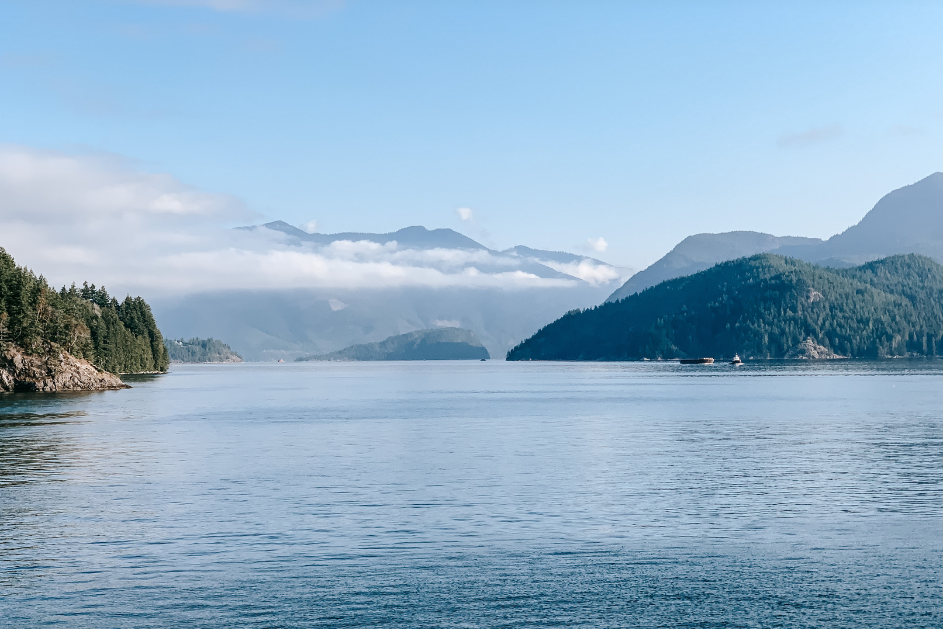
[0,344,129,392]
[784,338,845,360]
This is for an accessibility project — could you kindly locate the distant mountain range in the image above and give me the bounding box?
[152,224,625,361]
[510,253,943,361]
[255,221,486,249]
[297,327,490,361]
[250,221,620,283]
[153,172,943,362]
[608,172,943,302]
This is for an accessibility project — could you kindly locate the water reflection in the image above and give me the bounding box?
[0,410,86,486]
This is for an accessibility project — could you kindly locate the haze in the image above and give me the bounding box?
[2,0,943,287]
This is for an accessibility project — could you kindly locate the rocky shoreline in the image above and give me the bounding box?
[784,338,847,360]
[0,345,129,393]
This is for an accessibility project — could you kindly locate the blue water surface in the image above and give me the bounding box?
[1,361,942,627]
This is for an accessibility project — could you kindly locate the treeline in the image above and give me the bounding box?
[0,247,169,373]
[165,337,242,363]
[507,254,943,361]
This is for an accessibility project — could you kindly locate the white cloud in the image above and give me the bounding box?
[538,260,620,286]
[586,237,608,252]
[455,207,474,222]
[433,319,461,328]
[300,219,318,233]
[0,145,582,296]
[327,298,347,311]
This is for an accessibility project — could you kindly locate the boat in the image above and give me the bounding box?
[730,354,742,365]
[679,357,714,364]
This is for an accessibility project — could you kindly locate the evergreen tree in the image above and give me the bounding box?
[508,254,943,361]
[0,247,169,373]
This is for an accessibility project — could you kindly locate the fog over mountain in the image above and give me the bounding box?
[0,146,626,361]
[154,223,623,360]
[608,173,943,302]
[5,146,940,362]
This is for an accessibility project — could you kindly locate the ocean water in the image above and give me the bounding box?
[1,361,942,627]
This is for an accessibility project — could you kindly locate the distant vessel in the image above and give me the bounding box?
[730,354,742,365]
[679,357,714,364]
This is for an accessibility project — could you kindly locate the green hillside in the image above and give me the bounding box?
[299,327,490,361]
[165,337,242,363]
[0,247,169,374]
[507,254,943,361]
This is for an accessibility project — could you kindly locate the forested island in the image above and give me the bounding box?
[0,247,169,391]
[508,254,943,361]
[165,337,243,363]
[298,328,490,361]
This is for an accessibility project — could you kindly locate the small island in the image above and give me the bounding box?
[165,337,243,363]
[298,328,490,361]
[0,247,169,392]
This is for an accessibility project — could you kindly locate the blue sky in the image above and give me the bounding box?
[2,0,943,269]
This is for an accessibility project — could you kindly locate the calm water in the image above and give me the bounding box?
[1,361,942,627]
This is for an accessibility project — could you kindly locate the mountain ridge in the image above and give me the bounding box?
[510,253,943,361]
[255,221,489,251]
[607,231,822,302]
[607,172,943,302]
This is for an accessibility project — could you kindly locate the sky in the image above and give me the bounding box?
[2,0,943,289]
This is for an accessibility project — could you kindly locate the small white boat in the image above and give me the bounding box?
[730,354,742,365]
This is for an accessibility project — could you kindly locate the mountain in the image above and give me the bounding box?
[0,247,168,390]
[502,245,609,267]
[607,173,943,302]
[786,171,943,265]
[154,223,624,360]
[152,283,609,361]
[247,221,621,283]
[508,253,943,361]
[606,232,822,302]
[255,221,489,250]
[298,327,490,361]
[165,337,243,363]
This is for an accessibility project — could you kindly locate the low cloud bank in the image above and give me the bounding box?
[0,146,598,296]
[538,259,621,286]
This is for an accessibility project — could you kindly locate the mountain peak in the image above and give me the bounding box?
[825,171,943,259]
[247,221,488,250]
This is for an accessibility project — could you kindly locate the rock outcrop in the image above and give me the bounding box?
[784,338,846,360]
[0,344,129,392]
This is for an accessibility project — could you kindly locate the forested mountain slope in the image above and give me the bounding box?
[606,231,822,302]
[0,247,169,375]
[606,172,943,303]
[508,254,943,361]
